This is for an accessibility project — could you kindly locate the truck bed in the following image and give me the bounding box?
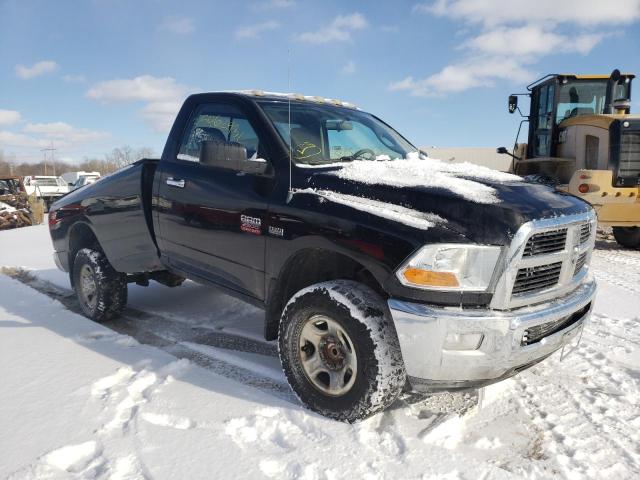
[50,159,162,274]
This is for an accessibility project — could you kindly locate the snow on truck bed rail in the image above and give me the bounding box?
[334,154,521,204]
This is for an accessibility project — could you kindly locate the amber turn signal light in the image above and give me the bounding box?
[402,268,459,287]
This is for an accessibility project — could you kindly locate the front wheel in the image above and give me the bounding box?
[278,280,406,422]
[612,226,640,248]
[72,248,128,322]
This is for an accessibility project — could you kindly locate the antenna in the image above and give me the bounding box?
[287,48,293,202]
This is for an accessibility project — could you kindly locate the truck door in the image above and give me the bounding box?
[154,102,272,300]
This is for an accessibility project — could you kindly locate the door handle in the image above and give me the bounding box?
[166,177,185,188]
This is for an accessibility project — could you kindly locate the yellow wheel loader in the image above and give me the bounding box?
[500,69,640,248]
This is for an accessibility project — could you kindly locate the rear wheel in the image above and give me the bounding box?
[612,227,640,248]
[72,248,128,322]
[278,280,406,422]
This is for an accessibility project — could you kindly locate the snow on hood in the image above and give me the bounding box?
[296,188,445,230]
[333,154,521,204]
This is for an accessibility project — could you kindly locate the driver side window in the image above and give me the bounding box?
[177,103,260,163]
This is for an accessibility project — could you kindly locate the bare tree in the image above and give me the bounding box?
[0,146,155,177]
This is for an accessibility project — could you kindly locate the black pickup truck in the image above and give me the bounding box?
[49,92,597,421]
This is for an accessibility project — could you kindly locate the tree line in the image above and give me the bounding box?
[0,146,155,177]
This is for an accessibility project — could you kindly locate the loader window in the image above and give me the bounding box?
[556,80,631,123]
[532,83,555,157]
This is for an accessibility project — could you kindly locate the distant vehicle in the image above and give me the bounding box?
[61,171,101,186]
[23,175,69,210]
[72,176,99,189]
[501,69,640,247]
[50,91,596,422]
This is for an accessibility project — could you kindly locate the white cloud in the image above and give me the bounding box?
[86,75,190,132]
[393,0,639,96]
[462,25,606,56]
[86,75,188,103]
[389,57,534,96]
[235,21,280,39]
[159,16,195,35]
[415,0,640,27]
[341,61,356,75]
[252,0,295,11]
[23,122,109,143]
[62,74,87,83]
[0,110,21,126]
[0,131,50,148]
[15,60,58,79]
[297,13,367,44]
[141,101,183,132]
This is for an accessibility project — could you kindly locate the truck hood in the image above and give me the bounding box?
[302,161,592,245]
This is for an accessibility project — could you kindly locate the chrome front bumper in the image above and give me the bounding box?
[388,279,596,391]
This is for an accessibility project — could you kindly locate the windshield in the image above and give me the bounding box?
[258,100,416,165]
[556,79,631,123]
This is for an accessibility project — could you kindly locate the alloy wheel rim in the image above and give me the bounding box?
[298,314,357,396]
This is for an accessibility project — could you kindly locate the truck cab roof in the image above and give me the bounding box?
[189,91,360,110]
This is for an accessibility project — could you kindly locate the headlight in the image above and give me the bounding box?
[396,244,502,291]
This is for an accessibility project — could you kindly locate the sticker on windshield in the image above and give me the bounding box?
[294,142,322,160]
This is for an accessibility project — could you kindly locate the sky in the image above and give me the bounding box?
[1,0,639,164]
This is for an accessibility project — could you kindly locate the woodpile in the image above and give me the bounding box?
[0,194,33,230]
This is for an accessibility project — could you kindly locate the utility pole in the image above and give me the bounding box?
[40,142,57,176]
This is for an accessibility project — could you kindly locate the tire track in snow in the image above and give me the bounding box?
[591,245,640,296]
[1,268,293,403]
[512,313,640,478]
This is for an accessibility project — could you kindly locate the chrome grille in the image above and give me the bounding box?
[490,211,596,310]
[512,262,563,295]
[574,252,588,276]
[579,223,591,244]
[522,229,567,257]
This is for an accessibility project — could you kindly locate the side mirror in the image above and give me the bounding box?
[508,95,518,114]
[497,146,509,154]
[200,141,268,174]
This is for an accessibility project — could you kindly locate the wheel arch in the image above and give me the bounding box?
[67,221,101,286]
[264,247,387,341]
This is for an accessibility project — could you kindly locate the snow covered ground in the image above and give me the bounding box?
[0,223,639,479]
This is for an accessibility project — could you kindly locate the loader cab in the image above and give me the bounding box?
[526,74,633,160]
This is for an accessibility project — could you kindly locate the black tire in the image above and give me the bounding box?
[72,248,128,322]
[278,280,406,422]
[612,227,640,248]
